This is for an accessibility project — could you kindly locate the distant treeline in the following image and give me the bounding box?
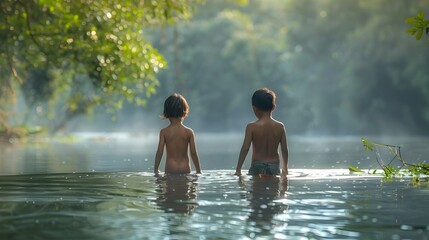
[90,0,428,135]
[2,0,428,136]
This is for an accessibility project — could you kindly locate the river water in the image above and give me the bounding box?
[0,134,428,239]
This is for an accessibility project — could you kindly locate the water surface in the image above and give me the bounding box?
[0,134,428,239]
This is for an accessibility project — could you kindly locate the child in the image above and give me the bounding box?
[235,88,289,177]
[154,93,202,175]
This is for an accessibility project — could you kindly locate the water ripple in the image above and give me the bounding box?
[0,170,428,239]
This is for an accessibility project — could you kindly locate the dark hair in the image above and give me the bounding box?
[252,88,276,111]
[163,93,189,118]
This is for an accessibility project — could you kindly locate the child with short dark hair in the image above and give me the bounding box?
[154,93,202,175]
[235,88,289,177]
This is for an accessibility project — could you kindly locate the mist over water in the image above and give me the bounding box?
[14,0,425,137]
[1,133,427,175]
[2,1,429,239]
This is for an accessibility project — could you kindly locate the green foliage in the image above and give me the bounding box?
[2,0,429,135]
[108,0,428,134]
[359,138,429,181]
[0,0,201,133]
[406,11,429,42]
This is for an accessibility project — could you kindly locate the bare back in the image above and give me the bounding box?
[160,123,193,174]
[249,117,285,162]
[235,90,289,176]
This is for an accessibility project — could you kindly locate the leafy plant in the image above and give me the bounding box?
[0,0,202,134]
[357,138,429,181]
[406,11,429,42]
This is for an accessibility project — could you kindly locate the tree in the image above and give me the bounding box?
[0,0,200,136]
[25,0,428,136]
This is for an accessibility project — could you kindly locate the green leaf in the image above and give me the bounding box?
[405,17,417,24]
[416,29,423,40]
[361,138,374,151]
[349,166,364,172]
[407,28,417,35]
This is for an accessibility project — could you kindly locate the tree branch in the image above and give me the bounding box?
[6,52,24,85]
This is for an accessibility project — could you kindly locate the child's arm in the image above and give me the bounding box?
[235,125,252,176]
[280,125,289,176]
[189,130,202,174]
[154,130,165,175]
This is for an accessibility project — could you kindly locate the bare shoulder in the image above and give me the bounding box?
[247,121,258,128]
[160,126,171,135]
[182,124,195,136]
[159,127,167,135]
[245,121,258,132]
[272,118,286,130]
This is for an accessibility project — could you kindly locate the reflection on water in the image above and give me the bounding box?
[0,135,429,239]
[240,176,289,237]
[155,175,199,214]
[0,170,428,239]
[0,172,160,240]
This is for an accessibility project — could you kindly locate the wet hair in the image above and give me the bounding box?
[163,93,189,119]
[252,88,276,111]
